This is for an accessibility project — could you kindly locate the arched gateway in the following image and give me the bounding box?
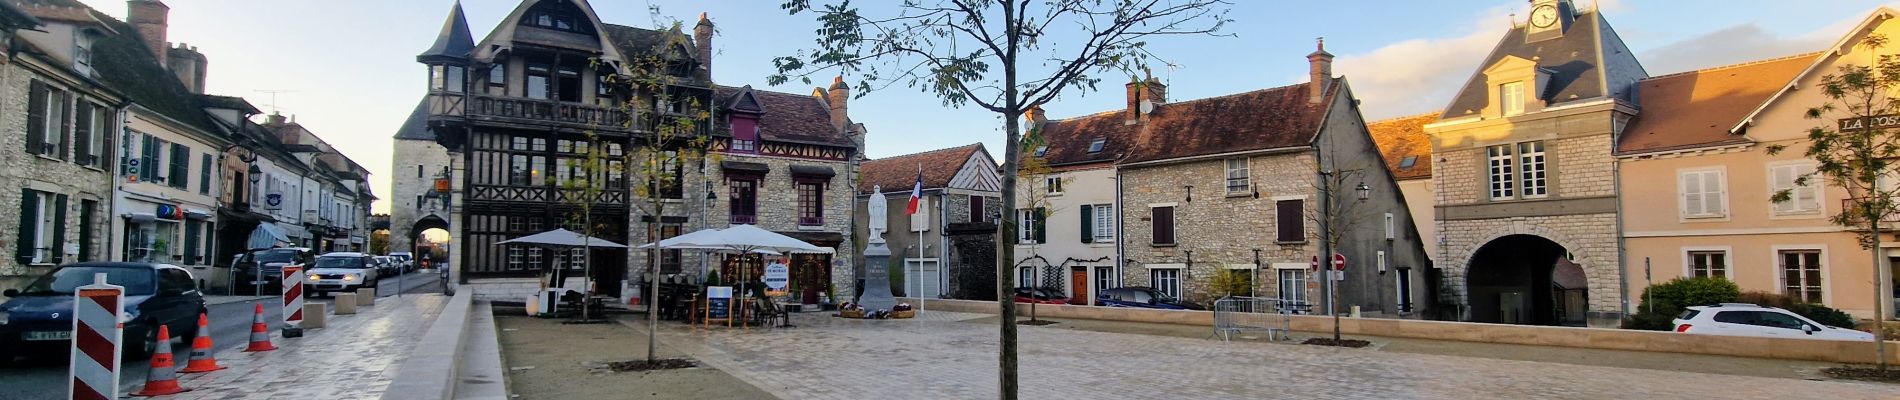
[1466,234,1588,326]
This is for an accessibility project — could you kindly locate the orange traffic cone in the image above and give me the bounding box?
[179,312,225,373]
[132,325,190,396]
[243,303,276,352]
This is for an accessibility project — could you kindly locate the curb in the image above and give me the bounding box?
[380,290,475,400]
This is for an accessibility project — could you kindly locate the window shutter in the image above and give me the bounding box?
[101,111,115,169]
[200,154,212,195]
[16,190,37,263]
[140,135,157,182]
[74,102,92,165]
[52,194,67,264]
[78,200,93,262]
[1276,200,1303,242]
[1080,205,1093,244]
[1153,207,1175,245]
[1707,172,1725,215]
[58,95,72,160]
[26,81,46,155]
[1681,173,1703,216]
[184,221,200,265]
[171,143,189,188]
[1771,167,1792,213]
[1034,207,1047,244]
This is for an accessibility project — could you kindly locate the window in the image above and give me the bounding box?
[731,117,759,153]
[1045,176,1063,195]
[555,64,582,102]
[1151,269,1180,299]
[14,190,60,264]
[797,181,824,226]
[525,63,551,100]
[1779,250,1823,303]
[1150,206,1175,246]
[1228,269,1255,297]
[1399,156,1418,169]
[1689,250,1727,279]
[1087,138,1105,153]
[138,134,158,182]
[564,248,587,270]
[158,268,193,294]
[1770,162,1821,215]
[649,151,682,199]
[26,81,69,158]
[1226,158,1250,196]
[431,65,465,93]
[1094,266,1115,296]
[1034,146,1048,157]
[74,101,106,166]
[1517,141,1547,198]
[199,154,213,195]
[729,178,758,224]
[169,143,189,189]
[654,224,682,273]
[73,31,94,75]
[1018,266,1034,288]
[1500,81,1525,116]
[1278,268,1308,305]
[1017,208,1045,244]
[1679,169,1727,218]
[527,247,543,269]
[507,247,525,270]
[1079,204,1113,243]
[487,65,507,95]
[969,195,985,223]
[1395,267,1412,312]
[1384,212,1396,240]
[1487,144,1515,200]
[1275,199,1304,243]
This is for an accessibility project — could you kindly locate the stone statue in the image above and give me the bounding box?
[867,185,887,243]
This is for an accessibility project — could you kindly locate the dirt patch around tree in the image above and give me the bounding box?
[1824,366,1900,383]
[493,306,775,399]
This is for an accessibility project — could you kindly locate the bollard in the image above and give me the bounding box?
[302,303,327,329]
[357,288,375,306]
[282,265,305,338]
[71,273,124,399]
[334,293,358,315]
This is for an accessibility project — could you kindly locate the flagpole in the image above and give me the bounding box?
[916,164,926,321]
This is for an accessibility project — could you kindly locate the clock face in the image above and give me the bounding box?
[1530,5,1558,28]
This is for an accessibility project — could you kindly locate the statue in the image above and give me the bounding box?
[867,185,887,243]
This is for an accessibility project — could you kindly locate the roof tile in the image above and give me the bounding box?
[1037,82,1330,165]
[1368,113,1437,180]
[1616,53,1817,155]
[860,144,983,194]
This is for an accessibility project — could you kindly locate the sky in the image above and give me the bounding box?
[71,0,1896,214]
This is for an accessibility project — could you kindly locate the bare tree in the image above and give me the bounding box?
[769,2,1231,396]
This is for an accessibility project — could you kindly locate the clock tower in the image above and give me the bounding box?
[1524,0,1574,43]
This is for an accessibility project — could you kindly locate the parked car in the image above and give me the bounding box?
[373,256,399,276]
[388,252,415,272]
[306,253,381,297]
[1013,287,1071,304]
[1672,303,1873,341]
[232,247,316,295]
[0,262,206,361]
[1097,287,1204,310]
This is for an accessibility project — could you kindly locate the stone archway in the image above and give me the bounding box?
[409,215,450,268]
[1465,234,1579,326]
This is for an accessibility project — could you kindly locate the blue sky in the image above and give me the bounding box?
[73,0,1894,213]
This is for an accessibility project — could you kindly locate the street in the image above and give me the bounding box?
[0,269,442,400]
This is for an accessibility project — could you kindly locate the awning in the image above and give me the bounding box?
[721,160,771,174]
[247,223,291,250]
[185,209,214,220]
[790,165,836,178]
[218,207,276,224]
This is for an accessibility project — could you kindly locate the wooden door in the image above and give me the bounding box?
[1070,267,1088,305]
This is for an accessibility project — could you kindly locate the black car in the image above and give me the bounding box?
[1097,287,1205,310]
[0,263,206,361]
[233,247,316,295]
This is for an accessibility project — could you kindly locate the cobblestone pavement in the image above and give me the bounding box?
[636,311,1900,400]
[161,294,449,400]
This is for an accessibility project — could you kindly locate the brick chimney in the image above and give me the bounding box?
[166,43,207,94]
[828,76,849,132]
[1307,37,1334,104]
[1124,70,1166,123]
[694,13,714,76]
[127,0,169,66]
[1025,105,1047,128]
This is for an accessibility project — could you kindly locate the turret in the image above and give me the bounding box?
[417,1,474,93]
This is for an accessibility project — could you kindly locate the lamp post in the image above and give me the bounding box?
[701,181,716,284]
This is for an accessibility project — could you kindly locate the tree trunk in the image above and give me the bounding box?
[996,99,1023,400]
[1874,209,1888,370]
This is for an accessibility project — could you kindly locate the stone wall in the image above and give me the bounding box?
[1438,213,1621,324]
[1120,153,1320,303]
[0,61,116,293]
[388,138,455,254]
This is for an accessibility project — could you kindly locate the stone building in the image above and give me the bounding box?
[1424,0,1645,327]
[396,1,862,303]
[854,143,1001,301]
[1038,42,1432,317]
[0,0,119,292]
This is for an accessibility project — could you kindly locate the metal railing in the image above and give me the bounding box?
[1211,296,1294,342]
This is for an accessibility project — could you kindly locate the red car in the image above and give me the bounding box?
[1012,287,1070,304]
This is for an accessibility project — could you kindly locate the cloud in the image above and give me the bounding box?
[1637,23,1834,76]
[1333,8,1514,120]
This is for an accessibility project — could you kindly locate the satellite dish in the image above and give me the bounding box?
[1139,100,1155,114]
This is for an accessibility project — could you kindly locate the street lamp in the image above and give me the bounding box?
[1355,182,1371,200]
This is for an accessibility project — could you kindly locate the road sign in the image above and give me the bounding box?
[70,273,123,400]
[1309,255,1320,271]
[1332,253,1347,271]
[763,263,789,290]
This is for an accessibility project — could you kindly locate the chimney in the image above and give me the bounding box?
[1307,37,1334,104]
[828,76,849,132]
[1124,69,1165,123]
[265,112,287,126]
[166,43,207,94]
[127,0,170,65]
[1025,105,1047,128]
[695,13,714,76]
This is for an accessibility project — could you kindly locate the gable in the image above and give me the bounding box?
[947,148,1002,192]
[1440,9,1641,119]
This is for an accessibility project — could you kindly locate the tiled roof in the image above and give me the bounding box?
[860,144,983,194]
[1035,82,1332,166]
[78,4,223,136]
[9,0,87,23]
[1368,113,1437,180]
[1441,9,1646,119]
[1616,53,1817,156]
[199,94,260,114]
[0,0,40,29]
[715,85,851,147]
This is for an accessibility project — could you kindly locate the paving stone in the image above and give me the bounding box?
[165,295,449,400]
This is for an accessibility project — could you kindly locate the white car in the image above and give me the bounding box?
[305,252,381,297]
[1672,303,1873,341]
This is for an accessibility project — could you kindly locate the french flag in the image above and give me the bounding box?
[906,168,923,215]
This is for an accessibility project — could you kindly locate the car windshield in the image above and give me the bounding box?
[1148,290,1177,303]
[315,257,368,269]
[252,249,299,263]
[18,266,156,296]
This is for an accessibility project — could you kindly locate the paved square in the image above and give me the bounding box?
[636,311,1900,399]
[166,294,448,400]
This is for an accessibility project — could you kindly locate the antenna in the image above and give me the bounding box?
[254,89,298,114]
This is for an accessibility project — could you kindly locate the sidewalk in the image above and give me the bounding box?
[202,295,270,306]
[162,294,450,399]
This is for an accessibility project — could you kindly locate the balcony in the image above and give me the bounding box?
[731,214,757,225]
[429,93,648,133]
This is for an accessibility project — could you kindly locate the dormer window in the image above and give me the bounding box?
[74,31,95,75]
[1399,156,1417,169]
[527,11,577,32]
[1034,146,1049,157]
[487,65,507,95]
[1087,138,1106,153]
[1499,81,1525,116]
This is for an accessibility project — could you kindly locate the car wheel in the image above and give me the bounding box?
[123,324,157,360]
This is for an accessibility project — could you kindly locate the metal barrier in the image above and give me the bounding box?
[1211,297,1293,342]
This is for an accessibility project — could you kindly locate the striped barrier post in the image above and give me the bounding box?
[282,265,305,334]
[68,273,122,400]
